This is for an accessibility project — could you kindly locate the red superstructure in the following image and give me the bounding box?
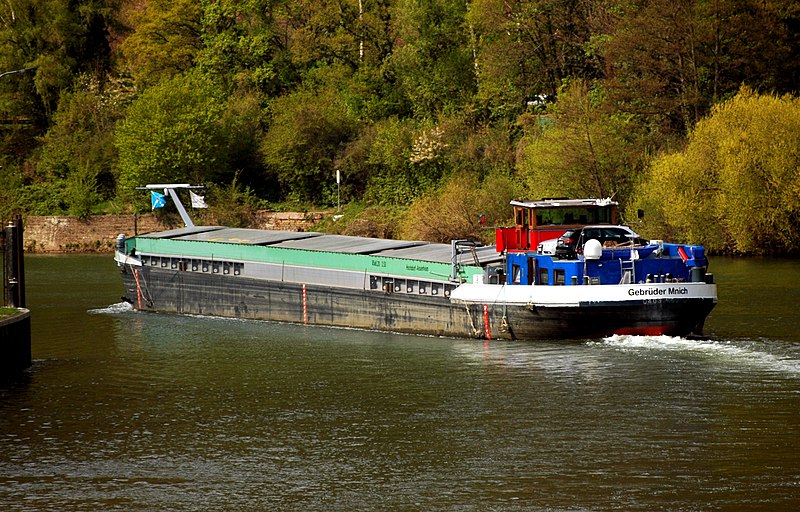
[496,198,619,253]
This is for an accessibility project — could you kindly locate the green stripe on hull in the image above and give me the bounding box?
[130,237,485,283]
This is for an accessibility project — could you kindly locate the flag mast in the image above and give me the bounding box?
[136,184,205,228]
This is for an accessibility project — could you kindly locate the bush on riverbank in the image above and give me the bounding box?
[631,89,800,255]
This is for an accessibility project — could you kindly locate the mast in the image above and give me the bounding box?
[136,184,205,228]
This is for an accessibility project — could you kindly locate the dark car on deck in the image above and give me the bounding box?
[554,226,644,259]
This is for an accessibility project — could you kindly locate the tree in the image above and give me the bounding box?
[633,88,800,254]
[197,0,297,96]
[286,0,369,70]
[114,72,227,207]
[36,79,124,217]
[389,0,476,117]
[0,0,119,215]
[398,171,517,244]
[701,0,800,99]
[602,0,800,135]
[601,0,708,133]
[280,0,402,120]
[342,111,516,211]
[119,0,203,86]
[0,0,116,140]
[467,0,603,119]
[518,80,648,207]
[260,85,360,204]
[218,89,269,197]
[442,113,517,176]
[359,117,433,207]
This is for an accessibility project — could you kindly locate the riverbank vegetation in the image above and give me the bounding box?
[0,0,798,253]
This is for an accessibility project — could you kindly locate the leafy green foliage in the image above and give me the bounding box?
[0,306,21,317]
[198,0,298,96]
[218,90,269,196]
[120,0,203,86]
[518,81,649,206]
[0,166,18,217]
[0,0,116,156]
[603,0,800,134]
[398,171,517,244]
[439,113,517,175]
[467,0,601,119]
[315,201,404,239]
[389,0,476,117]
[633,88,800,253]
[114,72,227,208]
[36,81,122,218]
[359,117,422,206]
[352,112,514,209]
[204,174,267,228]
[260,85,360,204]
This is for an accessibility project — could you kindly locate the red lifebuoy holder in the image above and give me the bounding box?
[677,246,689,263]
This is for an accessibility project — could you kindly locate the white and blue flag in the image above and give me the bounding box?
[151,191,166,210]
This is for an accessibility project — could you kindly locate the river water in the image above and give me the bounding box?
[1,254,799,511]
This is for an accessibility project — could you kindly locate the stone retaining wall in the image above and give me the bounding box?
[22,212,327,253]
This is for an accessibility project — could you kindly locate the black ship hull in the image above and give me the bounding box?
[120,266,715,341]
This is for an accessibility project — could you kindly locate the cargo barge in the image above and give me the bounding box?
[115,185,716,340]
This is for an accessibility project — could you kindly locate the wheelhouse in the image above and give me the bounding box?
[493,198,713,288]
[496,198,619,253]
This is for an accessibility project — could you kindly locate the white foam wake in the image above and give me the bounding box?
[87,302,134,315]
[601,334,800,375]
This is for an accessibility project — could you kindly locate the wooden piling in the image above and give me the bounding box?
[1,215,31,375]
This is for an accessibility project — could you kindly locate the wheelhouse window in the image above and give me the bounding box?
[514,207,531,228]
[533,206,615,227]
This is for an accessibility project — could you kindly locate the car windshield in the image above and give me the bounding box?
[554,226,642,259]
[601,228,629,241]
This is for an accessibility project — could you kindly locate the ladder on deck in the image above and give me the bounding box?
[619,251,638,284]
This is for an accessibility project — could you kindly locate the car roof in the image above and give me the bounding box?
[580,224,633,230]
[579,225,640,235]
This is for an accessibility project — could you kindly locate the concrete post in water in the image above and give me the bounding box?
[0,308,31,374]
